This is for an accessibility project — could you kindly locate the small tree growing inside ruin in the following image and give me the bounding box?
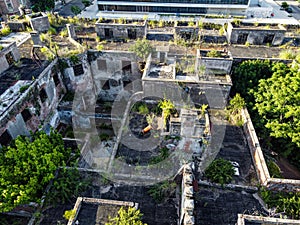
[158,98,175,128]
[205,158,235,185]
[106,207,147,225]
[129,38,153,62]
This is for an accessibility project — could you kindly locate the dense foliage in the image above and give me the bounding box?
[231,60,300,169]
[106,207,147,225]
[261,188,300,219]
[205,158,235,185]
[46,168,90,205]
[227,93,245,126]
[0,131,71,212]
[231,59,273,106]
[148,181,176,203]
[31,0,55,12]
[254,62,300,148]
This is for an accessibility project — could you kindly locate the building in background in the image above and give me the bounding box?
[97,0,255,16]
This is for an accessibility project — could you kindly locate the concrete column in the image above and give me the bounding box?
[66,23,77,40]
[30,32,43,46]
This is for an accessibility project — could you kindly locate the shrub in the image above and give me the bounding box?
[71,6,81,15]
[60,28,68,37]
[19,85,30,93]
[99,133,110,141]
[279,50,296,60]
[267,160,283,178]
[207,49,221,58]
[205,158,235,185]
[96,44,103,51]
[48,26,57,35]
[41,46,55,61]
[82,0,92,7]
[260,188,300,219]
[0,27,11,36]
[148,181,176,203]
[63,209,76,220]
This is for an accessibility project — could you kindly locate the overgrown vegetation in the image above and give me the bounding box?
[106,207,147,225]
[131,102,149,115]
[266,160,283,178]
[231,59,300,169]
[71,6,81,15]
[129,38,153,61]
[226,93,245,126]
[148,181,176,203]
[158,98,175,127]
[0,26,11,37]
[31,0,55,12]
[206,49,221,58]
[205,158,235,185]
[0,130,72,212]
[150,147,169,164]
[260,188,300,219]
[46,168,90,205]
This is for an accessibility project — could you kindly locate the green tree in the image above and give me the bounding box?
[106,207,147,225]
[158,98,175,127]
[281,1,289,9]
[254,62,300,148]
[148,181,176,203]
[31,0,55,12]
[129,38,153,61]
[227,94,245,126]
[205,158,235,185]
[0,130,71,212]
[231,59,273,105]
[71,6,81,15]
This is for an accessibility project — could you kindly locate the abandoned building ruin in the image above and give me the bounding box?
[0,14,300,225]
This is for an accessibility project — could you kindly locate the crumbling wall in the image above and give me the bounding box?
[174,26,199,41]
[196,49,233,74]
[26,12,50,32]
[0,42,21,74]
[226,22,286,46]
[241,108,300,192]
[95,21,146,40]
[88,50,141,101]
[0,59,65,143]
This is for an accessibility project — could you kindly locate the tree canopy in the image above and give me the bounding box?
[106,207,147,225]
[254,62,300,148]
[0,130,71,212]
[129,38,153,61]
[31,0,55,12]
[231,59,273,106]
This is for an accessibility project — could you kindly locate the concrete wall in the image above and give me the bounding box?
[0,59,65,144]
[241,108,300,192]
[237,214,300,225]
[88,50,141,101]
[226,22,286,46]
[95,20,146,40]
[174,26,199,41]
[26,12,50,32]
[0,42,21,74]
[196,49,233,74]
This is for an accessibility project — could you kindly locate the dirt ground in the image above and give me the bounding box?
[276,156,300,179]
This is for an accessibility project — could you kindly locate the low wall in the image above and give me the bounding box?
[237,214,300,225]
[241,108,300,192]
[67,197,137,225]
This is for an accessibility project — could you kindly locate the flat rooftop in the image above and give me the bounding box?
[0,58,48,95]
